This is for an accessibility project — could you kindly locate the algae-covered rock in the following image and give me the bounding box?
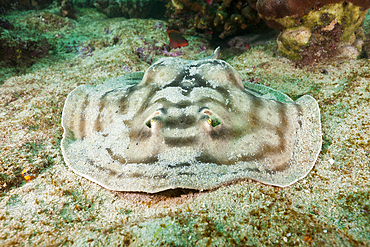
[277,26,312,60]
[257,1,370,64]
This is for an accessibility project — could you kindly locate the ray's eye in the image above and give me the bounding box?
[201,108,221,128]
[145,116,163,129]
[145,119,153,128]
[207,117,221,127]
[145,110,163,129]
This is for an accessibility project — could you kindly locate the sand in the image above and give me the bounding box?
[0,7,369,246]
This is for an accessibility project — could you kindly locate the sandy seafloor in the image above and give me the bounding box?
[0,7,369,246]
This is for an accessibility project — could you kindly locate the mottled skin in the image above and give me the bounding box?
[61,49,321,193]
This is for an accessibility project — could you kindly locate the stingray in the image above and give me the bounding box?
[61,48,322,193]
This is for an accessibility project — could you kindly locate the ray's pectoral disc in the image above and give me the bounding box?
[61,48,322,193]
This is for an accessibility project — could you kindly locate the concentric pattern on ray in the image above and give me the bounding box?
[61,50,322,193]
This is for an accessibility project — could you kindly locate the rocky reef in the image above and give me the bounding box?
[255,0,370,64]
[165,0,267,39]
[0,17,51,67]
[1,0,369,67]
[165,0,370,64]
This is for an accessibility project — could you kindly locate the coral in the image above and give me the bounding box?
[165,0,267,39]
[254,0,370,63]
